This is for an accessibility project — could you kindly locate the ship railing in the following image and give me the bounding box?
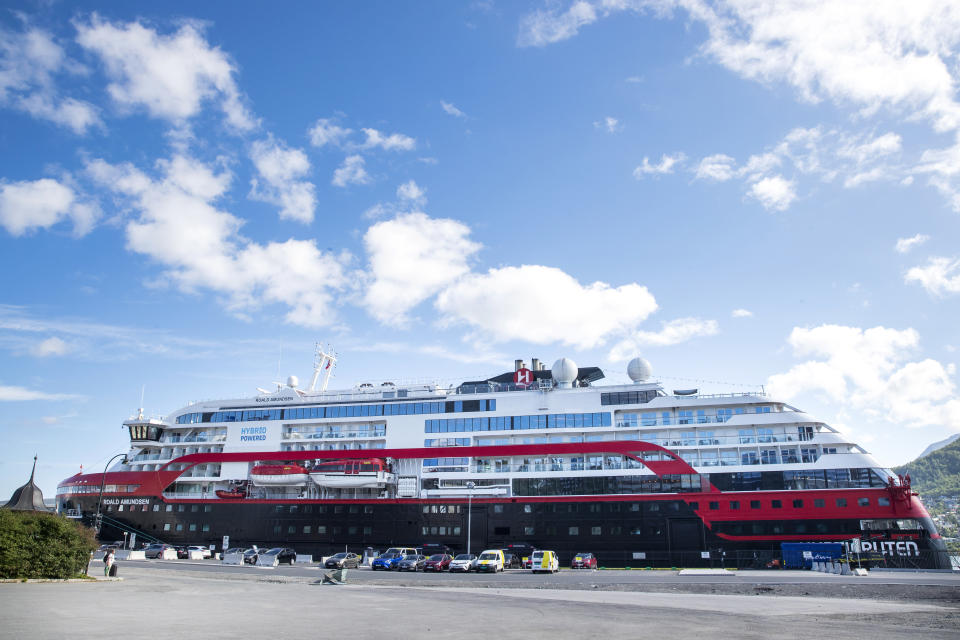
[622,434,812,447]
[285,429,387,440]
[456,381,553,395]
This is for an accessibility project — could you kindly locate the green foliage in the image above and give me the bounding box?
[0,510,97,579]
[893,436,960,498]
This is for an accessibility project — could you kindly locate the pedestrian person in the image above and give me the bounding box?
[103,548,115,577]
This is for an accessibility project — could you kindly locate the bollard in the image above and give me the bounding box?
[840,562,851,576]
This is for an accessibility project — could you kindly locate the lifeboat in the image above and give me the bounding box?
[215,489,246,499]
[309,458,396,489]
[249,463,310,486]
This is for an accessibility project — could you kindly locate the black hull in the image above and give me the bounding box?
[66,495,950,569]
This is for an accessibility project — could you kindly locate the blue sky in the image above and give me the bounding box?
[2,1,960,497]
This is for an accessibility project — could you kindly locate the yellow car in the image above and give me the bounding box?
[475,549,505,572]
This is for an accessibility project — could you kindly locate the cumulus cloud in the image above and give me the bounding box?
[363,212,480,326]
[30,336,70,357]
[895,233,930,254]
[441,101,466,118]
[731,308,753,318]
[331,155,370,187]
[0,178,98,236]
[0,24,100,133]
[248,138,316,223]
[609,317,719,360]
[435,265,658,349]
[396,180,426,205]
[308,118,352,148]
[517,0,600,47]
[633,153,684,177]
[86,154,348,327]
[76,16,255,130]
[905,257,960,296]
[767,324,960,430]
[359,128,416,152]
[695,154,736,181]
[748,175,796,211]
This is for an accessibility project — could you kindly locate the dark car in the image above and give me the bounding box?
[502,552,522,569]
[324,552,360,569]
[571,553,598,569]
[144,543,173,559]
[397,554,426,571]
[243,548,260,564]
[260,547,297,565]
[423,554,453,572]
[175,546,189,559]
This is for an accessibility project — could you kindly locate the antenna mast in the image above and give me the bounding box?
[308,343,337,392]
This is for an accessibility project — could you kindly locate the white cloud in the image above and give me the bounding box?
[838,132,902,165]
[435,265,658,349]
[396,180,426,205]
[767,324,960,430]
[308,118,352,148]
[0,178,98,237]
[76,17,255,130]
[517,1,599,47]
[905,257,960,296]
[695,154,736,181]
[359,128,416,152]
[86,155,349,327]
[441,101,466,118]
[594,116,620,133]
[0,385,78,401]
[625,75,644,83]
[633,153,685,177]
[363,212,480,326]
[731,308,753,318]
[895,233,930,254]
[609,317,719,360]
[248,138,316,223]
[30,337,70,357]
[0,25,101,133]
[331,155,370,188]
[748,175,796,211]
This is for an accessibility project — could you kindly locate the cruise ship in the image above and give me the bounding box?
[56,347,948,568]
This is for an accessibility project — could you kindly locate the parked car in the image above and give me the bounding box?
[502,552,522,569]
[144,543,173,559]
[397,554,426,572]
[423,554,453,572]
[97,544,120,552]
[243,548,260,564]
[175,546,189,559]
[570,553,598,569]
[475,549,505,573]
[259,547,297,565]
[188,545,213,559]
[449,554,477,573]
[531,550,559,573]
[325,552,360,569]
[371,547,418,570]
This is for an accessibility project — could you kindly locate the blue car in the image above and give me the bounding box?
[371,547,418,571]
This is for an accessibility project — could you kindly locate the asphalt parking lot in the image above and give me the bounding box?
[2,563,959,640]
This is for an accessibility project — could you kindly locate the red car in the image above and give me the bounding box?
[423,554,453,572]
[570,553,598,569]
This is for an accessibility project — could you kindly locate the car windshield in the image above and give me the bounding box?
[403,554,418,560]
[454,554,474,560]
[428,554,444,561]
[480,553,497,560]
[331,553,347,559]
[264,548,283,555]
[383,548,401,555]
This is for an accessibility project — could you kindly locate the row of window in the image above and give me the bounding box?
[708,469,889,492]
[57,484,141,495]
[601,390,660,405]
[421,526,463,536]
[425,438,470,447]
[693,495,890,512]
[175,399,498,424]
[271,524,373,536]
[424,412,612,434]
[619,406,775,427]
[513,474,706,497]
[162,522,210,533]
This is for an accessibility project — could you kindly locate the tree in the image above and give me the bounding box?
[0,510,97,579]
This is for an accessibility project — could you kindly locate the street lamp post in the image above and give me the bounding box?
[466,481,476,556]
[94,453,128,538]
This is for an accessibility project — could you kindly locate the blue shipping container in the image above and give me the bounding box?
[781,542,844,569]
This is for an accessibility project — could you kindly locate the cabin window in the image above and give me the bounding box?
[568,527,579,535]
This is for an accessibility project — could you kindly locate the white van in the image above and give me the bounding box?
[530,550,559,573]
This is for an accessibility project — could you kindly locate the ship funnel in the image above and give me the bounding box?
[531,358,541,371]
[514,359,526,372]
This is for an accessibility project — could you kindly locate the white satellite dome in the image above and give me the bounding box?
[627,357,652,383]
[551,357,578,388]
[287,375,299,388]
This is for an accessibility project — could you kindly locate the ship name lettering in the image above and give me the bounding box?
[856,540,919,557]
